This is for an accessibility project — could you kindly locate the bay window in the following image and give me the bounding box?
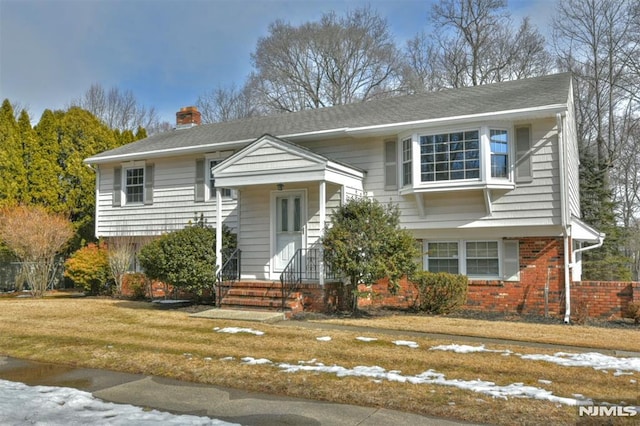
[397,126,523,194]
[490,129,509,178]
[402,137,412,186]
[420,131,480,182]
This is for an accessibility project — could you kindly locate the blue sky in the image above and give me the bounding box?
[0,0,556,125]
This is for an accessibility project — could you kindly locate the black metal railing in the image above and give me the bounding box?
[279,248,337,310]
[216,248,241,306]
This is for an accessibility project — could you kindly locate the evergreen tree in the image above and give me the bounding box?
[32,109,64,209]
[0,100,22,204]
[579,151,631,281]
[16,109,37,204]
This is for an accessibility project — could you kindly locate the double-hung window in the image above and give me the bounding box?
[490,129,509,178]
[425,242,459,274]
[113,162,153,207]
[425,240,501,278]
[402,138,412,186]
[465,241,499,276]
[125,167,144,204]
[209,159,232,199]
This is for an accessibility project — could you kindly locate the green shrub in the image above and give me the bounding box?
[322,197,419,311]
[624,302,640,324]
[138,223,235,300]
[124,273,148,300]
[64,243,112,295]
[411,270,468,314]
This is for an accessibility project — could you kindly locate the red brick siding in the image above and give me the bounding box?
[572,281,638,319]
[464,237,565,316]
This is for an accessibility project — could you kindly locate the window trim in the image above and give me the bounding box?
[120,161,147,206]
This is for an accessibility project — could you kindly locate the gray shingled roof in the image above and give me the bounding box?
[86,73,571,163]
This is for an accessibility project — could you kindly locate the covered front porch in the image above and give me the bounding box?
[211,135,364,303]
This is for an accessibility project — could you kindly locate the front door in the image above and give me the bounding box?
[274,191,305,272]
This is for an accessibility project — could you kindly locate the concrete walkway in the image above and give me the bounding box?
[0,356,475,426]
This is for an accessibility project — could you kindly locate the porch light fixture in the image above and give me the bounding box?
[277,183,284,191]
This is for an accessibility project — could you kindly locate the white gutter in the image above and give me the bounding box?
[556,112,573,324]
[570,236,605,266]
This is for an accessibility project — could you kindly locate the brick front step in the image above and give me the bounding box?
[219,281,303,315]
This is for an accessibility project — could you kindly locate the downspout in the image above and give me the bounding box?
[570,236,605,266]
[556,113,572,324]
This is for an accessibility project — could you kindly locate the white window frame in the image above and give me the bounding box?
[122,161,146,206]
[424,241,460,274]
[465,241,500,277]
[424,239,503,279]
[399,124,520,194]
[401,137,412,186]
[489,128,510,179]
[205,153,234,201]
[419,129,481,183]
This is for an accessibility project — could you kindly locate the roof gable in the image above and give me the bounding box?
[214,134,329,176]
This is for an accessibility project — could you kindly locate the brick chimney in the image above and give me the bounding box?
[176,106,202,129]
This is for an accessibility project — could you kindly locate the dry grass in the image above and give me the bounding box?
[315,314,640,352]
[0,298,638,426]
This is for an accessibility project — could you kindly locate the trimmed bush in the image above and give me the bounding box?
[411,270,468,314]
[137,223,235,301]
[322,197,419,312]
[64,243,112,295]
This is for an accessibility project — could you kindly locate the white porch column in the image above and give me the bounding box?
[215,187,223,277]
[319,181,326,285]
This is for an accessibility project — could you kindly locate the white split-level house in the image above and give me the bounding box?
[85,73,603,320]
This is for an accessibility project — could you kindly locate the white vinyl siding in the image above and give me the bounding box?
[96,156,237,237]
[302,120,561,231]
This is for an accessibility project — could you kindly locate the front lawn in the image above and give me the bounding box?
[0,298,637,425]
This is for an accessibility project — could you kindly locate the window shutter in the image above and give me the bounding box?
[502,240,520,281]
[195,158,205,202]
[384,140,397,189]
[515,125,532,182]
[144,164,154,205]
[112,166,122,207]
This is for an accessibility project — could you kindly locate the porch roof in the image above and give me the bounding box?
[571,216,605,243]
[212,134,365,188]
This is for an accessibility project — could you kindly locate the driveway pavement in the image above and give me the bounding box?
[0,356,477,425]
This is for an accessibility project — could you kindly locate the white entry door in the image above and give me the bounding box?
[274,192,305,271]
